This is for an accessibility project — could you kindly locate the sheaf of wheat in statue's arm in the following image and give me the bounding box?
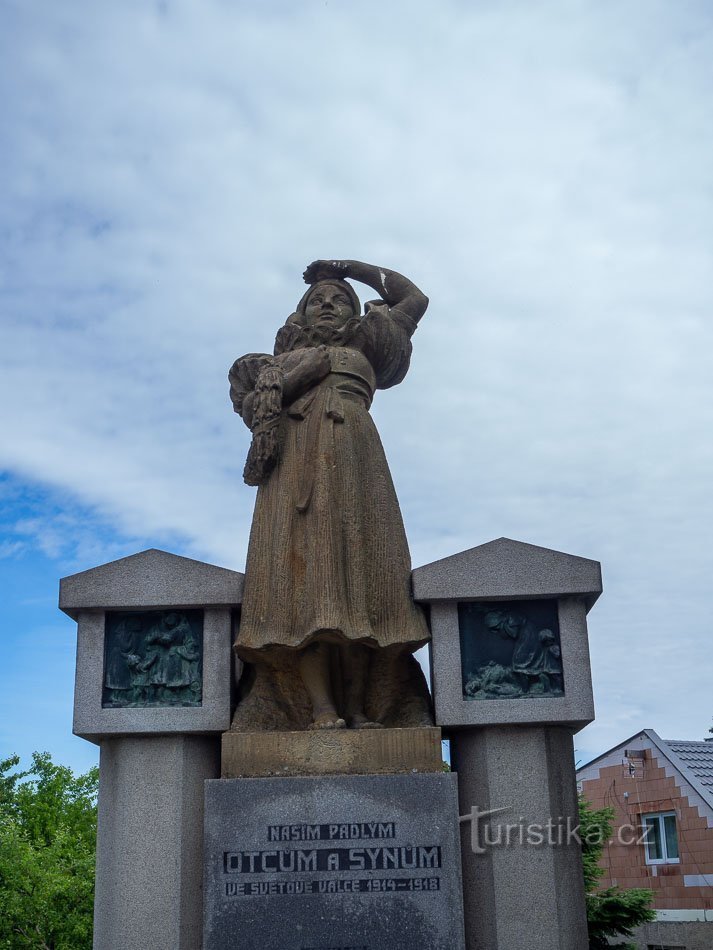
[228,259,434,732]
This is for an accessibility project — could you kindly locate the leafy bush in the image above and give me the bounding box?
[579,795,655,949]
[0,753,98,949]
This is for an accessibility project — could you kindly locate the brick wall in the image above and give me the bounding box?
[579,750,713,910]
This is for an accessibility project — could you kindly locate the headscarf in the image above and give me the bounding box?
[295,279,361,318]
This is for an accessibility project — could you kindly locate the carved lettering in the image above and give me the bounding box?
[224,846,441,874]
[266,822,395,841]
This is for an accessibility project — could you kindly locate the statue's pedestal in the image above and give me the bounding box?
[61,538,603,950]
[222,726,444,777]
[414,538,603,950]
[203,772,466,950]
[210,729,464,948]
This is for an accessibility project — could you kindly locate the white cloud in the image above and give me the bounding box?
[1,0,712,763]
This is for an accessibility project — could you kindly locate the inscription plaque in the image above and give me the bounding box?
[458,599,563,700]
[204,773,465,950]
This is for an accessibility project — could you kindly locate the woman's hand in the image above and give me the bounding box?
[303,260,350,284]
[304,259,428,325]
[283,345,331,402]
[299,345,331,380]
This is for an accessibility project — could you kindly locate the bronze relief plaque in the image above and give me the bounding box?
[458,600,564,700]
[102,609,204,708]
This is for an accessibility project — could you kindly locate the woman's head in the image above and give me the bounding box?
[296,279,361,329]
[274,279,362,354]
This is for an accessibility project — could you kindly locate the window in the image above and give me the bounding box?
[641,812,679,864]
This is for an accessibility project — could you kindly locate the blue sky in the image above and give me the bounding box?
[1,0,712,775]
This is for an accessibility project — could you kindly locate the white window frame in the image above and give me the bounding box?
[641,811,680,865]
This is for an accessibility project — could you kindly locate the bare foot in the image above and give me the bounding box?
[309,710,346,730]
[348,713,383,730]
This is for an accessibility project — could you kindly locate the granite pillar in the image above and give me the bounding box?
[412,537,603,950]
[450,726,588,950]
[94,735,220,950]
[60,548,243,950]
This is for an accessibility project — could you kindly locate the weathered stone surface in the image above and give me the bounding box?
[94,735,219,950]
[222,727,444,777]
[60,548,244,618]
[63,550,240,741]
[413,539,599,946]
[230,260,433,731]
[204,772,465,950]
[230,648,433,732]
[413,537,602,609]
[452,725,589,950]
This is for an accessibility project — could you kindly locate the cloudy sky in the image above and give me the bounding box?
[1,0,712,775]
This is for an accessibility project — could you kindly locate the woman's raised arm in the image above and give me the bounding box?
[303,259,429,324]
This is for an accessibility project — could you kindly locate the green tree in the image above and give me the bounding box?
[0,752,98,949]
[579,795,655,950]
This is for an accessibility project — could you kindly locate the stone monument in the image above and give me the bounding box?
[226,259,434,736]
[61,260,602,950]
[208,260,465,949]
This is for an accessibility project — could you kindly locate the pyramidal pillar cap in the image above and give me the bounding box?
[59,548,244,619]
[412,537,602,610]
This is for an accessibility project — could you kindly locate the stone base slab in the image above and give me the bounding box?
[221,726,443,777]
[204,772,465,950]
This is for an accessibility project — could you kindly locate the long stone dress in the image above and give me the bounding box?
[230,303,430,663]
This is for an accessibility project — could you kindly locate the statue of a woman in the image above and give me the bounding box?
[229,260,432,731]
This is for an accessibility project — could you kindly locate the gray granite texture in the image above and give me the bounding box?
[428,598,594,730]
[61,550,243,741]
[413,539,601,731]
[630,921,713,950]
[204,772,466,950]
[412,537,602,609]
[72,607,234,741]
[452,725,589,950]
[93,734,220,950]
[60,547,244,618]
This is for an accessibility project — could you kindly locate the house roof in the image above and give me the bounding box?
[577,729,713,816]
[665,739,713,797]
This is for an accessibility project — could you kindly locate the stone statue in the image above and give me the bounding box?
[229,260,433,731]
